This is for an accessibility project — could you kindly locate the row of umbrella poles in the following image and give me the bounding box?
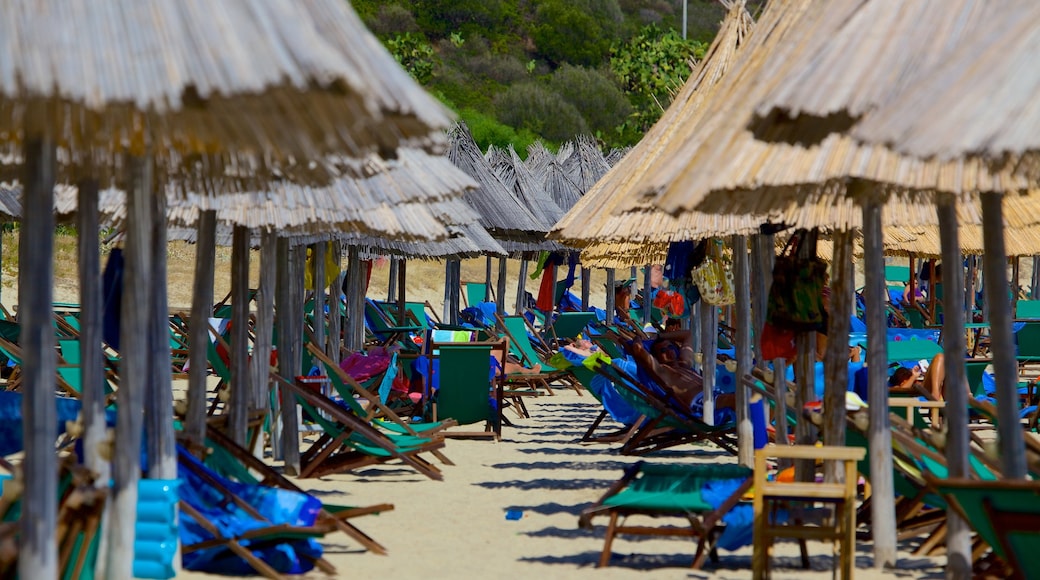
[0,0,535,577]
[551,0,1040,576]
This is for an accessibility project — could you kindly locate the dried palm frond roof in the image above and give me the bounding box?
[579,241,670,269]
[610,0,1033,223]
[882,225,1040,259]
[848,2,1040,182]
[605,147,630,168]
[0,0,452,164]
[561,135,612,196]
[524,142,555,178]
[747,0,997,144]
[447,123,550,240]
[540,159,584,212]
[551,2,763,246]
[489,145,566,228]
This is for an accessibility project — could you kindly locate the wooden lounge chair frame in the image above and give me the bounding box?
[579,461,754,568]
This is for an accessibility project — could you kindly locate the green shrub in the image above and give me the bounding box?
[366,4,420,38]
[386,33,438,84]
[459,109,542,153]
[549,65,631,136]
[530,0,623,67]
[495,83,588,142]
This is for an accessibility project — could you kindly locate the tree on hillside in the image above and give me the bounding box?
[531,0,624,67]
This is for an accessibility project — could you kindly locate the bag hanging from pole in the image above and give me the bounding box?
[766,233,829,333]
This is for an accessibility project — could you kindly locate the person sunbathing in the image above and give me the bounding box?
[491,338,542,375]
[887,354,946,401]
[631,330,735,412]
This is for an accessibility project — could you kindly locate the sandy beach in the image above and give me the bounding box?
[180,389,947,580]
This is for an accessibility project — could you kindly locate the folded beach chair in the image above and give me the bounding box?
[192,426,394,556]
[579,461,753,568]
[177,446,335,578]
[927,476,1040,580]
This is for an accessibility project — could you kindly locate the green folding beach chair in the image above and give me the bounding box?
[579,461,753,568]
[545,311,597,344]
[928,476,1040,579]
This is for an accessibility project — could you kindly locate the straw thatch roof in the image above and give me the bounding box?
[747,1,997,144]
[848,2,1040,182]
[561,136,612,196]
[0,0,453,167]
[551,2,764,247]
[608,0,1034,224]
[489,145,566,227]
[578,240,670,269]
[447,123,558,251]
[168,221,506,260]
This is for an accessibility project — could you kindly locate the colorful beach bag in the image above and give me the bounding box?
[767,233,829,333]
[691,241,735,306]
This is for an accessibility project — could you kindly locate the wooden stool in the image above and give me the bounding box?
[753,444,865,579]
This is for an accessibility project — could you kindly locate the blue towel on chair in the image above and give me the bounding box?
[178,449,323,575]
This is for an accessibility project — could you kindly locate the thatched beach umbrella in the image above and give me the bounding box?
[551,2,762,463]
[614,0,1036,570]
[0,0,460,576]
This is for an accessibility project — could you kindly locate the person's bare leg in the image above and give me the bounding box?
[925,354,945,400]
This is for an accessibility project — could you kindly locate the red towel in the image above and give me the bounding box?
[536,264,556,311]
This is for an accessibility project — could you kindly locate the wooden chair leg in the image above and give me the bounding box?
[598,512,619,568]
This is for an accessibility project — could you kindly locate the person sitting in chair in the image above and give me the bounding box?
[630,330,735,413]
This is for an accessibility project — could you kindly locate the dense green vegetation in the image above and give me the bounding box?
[352,0,762,152]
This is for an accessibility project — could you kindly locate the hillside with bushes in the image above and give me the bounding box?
[352,0,764,152]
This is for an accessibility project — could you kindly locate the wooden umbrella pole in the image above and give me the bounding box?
[229,226,251,446]
[516,258,529,314]
[276,237,300,473]
[19,134,57,580]
[928,259,937,323]
[981,192,1027,479]
[397,257,408,327]
[793,229,817,483]
[77,177,108,482]
[106,153,151,579]
[937,197,972,576]
[862,194,896,567]
[327,241,342,364]
[252,232,277,429]
[485,255,493,302]
[443,260,453,323]
[1032,256,1040,300]
[387,257,398,304]
[580,267,591,311]
[450,259,462,325]
[751,233,774,370]
[186,210,216,446]
[496,257,507,315]
[343,246,363,352]
[604,268,616,319]
[641,264,653,326]
[146,183,176,479]
[732,235,753,467]
[313,241,326,359]
[822,229,853,483]
[699,300,717,426]
[909,253,917,310]
[1012,256,1021,311]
